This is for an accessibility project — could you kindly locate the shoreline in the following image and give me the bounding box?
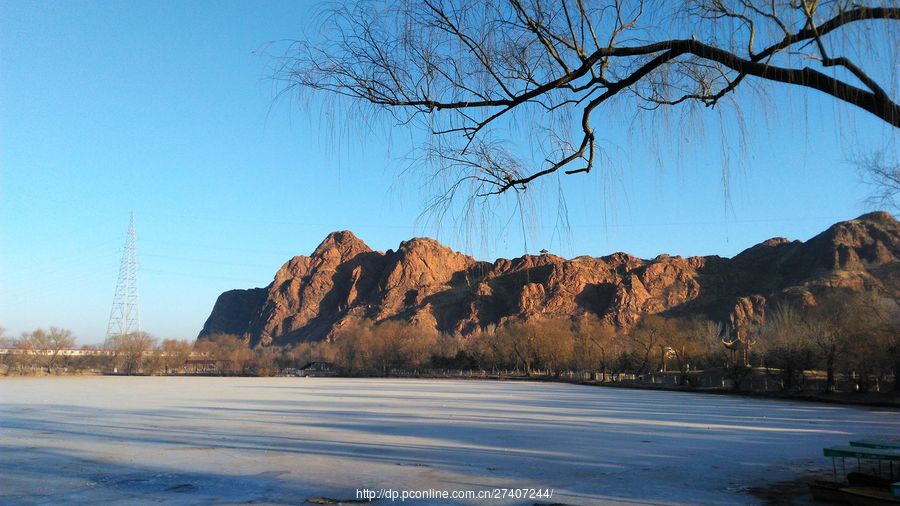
[569,378,900,409]
[4,370,898,409]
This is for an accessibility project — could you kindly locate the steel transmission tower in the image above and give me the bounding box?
[106,212,141,339]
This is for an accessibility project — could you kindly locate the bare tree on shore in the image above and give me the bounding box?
[106,332,157,375]
[161,339,193,374]
[573,314,615,381]
[19,327,76,372]
[195,333,252,375]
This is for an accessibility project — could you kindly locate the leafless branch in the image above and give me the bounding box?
[277,0,900,199]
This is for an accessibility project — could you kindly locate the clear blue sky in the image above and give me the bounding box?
[1,1,896,344]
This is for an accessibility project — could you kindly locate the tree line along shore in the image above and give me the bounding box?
[3,291,898,400]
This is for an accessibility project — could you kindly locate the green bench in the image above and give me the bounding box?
[824,446,900,461]
[823,443,900,498]
[851,439,900,450]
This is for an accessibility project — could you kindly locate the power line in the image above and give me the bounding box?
[141,267,266,285]
[141,252,276,269]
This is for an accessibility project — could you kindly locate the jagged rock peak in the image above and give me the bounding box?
[397,236,453,253]
[385,236,476,289]
[762,237,790,247]
[312,230,372,258]
[733,235,799,260]
[855,211,897,225]
[815,211,900,245]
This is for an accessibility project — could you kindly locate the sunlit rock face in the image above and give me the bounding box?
[198,213,900,346]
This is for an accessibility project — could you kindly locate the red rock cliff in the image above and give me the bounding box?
[198,212,900,345]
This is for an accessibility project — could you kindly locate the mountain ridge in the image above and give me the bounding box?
[199,212,900,345]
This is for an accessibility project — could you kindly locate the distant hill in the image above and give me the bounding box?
[198,212,900,346]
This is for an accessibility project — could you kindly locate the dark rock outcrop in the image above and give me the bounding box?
[198,213,900,346]
[199,288,268,338]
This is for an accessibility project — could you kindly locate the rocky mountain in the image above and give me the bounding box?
[198,212,900,346]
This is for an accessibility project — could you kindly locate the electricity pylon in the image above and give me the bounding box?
[106,212,141,339]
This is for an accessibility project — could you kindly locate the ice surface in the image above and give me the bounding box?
[1,377,896,505]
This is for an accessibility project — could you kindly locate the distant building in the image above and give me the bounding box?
[0,348,113,357]
[298,361,339,377]
[183,358,218,373]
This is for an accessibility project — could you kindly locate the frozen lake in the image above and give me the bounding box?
[1,377,897,505]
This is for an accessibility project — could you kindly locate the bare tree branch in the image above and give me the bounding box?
[278,0,900,198]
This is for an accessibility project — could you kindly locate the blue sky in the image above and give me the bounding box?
[1,1,896,344]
